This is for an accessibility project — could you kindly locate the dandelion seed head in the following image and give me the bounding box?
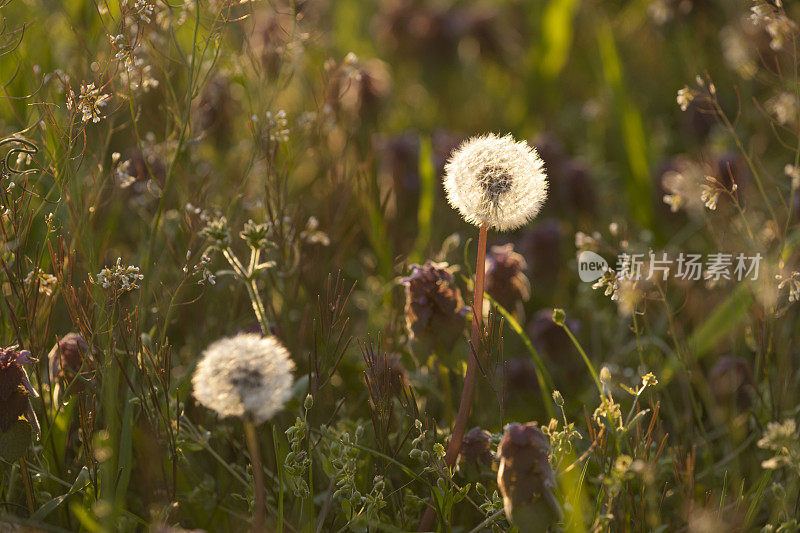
[443,133,548,231]
[192,333,295,424]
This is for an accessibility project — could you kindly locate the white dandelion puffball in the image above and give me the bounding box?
[444,133,548,231]
[192,333,295,424]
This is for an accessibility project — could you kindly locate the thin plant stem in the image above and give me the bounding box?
[419,223,487,531]
[560,321,603,397]
[243,418,266,533]
[19,458,35,515]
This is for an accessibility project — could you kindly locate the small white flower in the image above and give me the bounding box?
[443,133,548,231]
[93,258,143,293]
[677,86,695,111]
[192,333,295,424]
[67,82,111,123]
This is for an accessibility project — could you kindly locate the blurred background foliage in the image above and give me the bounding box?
[1,0,800,530]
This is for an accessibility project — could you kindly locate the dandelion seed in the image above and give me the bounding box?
[443,133,548,231]
[192,333,295,424]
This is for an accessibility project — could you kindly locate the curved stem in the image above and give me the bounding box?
[243,419,266,533]
[419,223,487,531]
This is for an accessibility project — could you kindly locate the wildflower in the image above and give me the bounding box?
[239,219,272,250]
[767,92,798,125]
[299,216,331,246]
[192,333,295,424]
[641,372,658,388]
[750,1,798,51]
[700,176,721,210]
[67,82,111,124]
[485,243,530,312]
[199,216,231,248]
[0,346,40,440]
[48,333,94,404]
[24,268,58,296]
[264,110,290,143]
[497,422,561,529]
[132,0,154,23]
[776,269,800,303]
[758,419,800,473]
[443,133,548,231]
[93,258,143,293]
[400,261,469,357]
[677,85,696,111]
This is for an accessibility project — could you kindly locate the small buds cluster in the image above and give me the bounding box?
[400,261,468,357]
[264,110,290,143]
[239,219,272,250]
[67,82,111,124]
[758,419,800,473]
[183,252,216,285]
[776,269,800,303]
[24,268,58,296]
[93,258,143,293]
[284,417,312,496]
[200,216,232,248]
[132,0,154,23]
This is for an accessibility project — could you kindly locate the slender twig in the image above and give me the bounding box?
[419,223,488,531]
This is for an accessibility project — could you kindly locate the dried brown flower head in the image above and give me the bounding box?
[0,346,40,439]
[457,426,493,479]
[48,333,95,403]
[400,261,468,358]
[497,422,561,531]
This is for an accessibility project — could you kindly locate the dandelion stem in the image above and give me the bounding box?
[419,223,487,530]
[243,418,266,533]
